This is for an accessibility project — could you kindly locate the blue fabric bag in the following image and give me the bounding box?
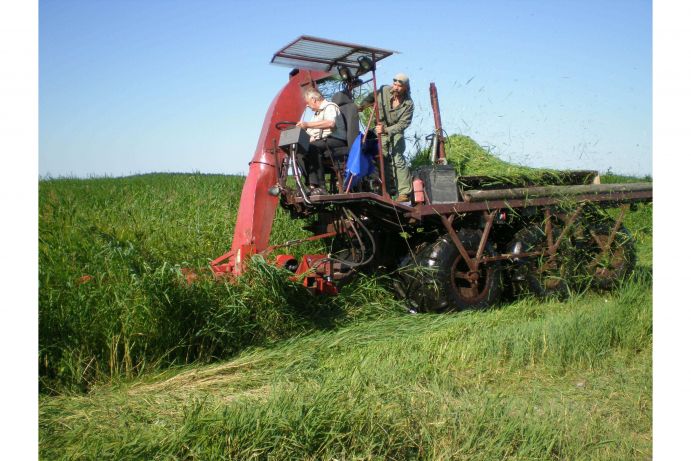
[344,132,376,190]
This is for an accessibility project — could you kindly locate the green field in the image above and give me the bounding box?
[39,138,652,459]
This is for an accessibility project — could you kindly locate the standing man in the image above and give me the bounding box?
[360,73,414,201]
[296,87,347,196]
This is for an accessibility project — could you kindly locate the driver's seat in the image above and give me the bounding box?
[323,91,360,192]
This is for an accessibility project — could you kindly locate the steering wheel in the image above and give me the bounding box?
[275,121,297,131]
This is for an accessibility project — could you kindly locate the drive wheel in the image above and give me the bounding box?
[398,229,502,312]
[507,225,571,299]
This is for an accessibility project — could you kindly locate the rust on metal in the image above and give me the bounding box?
[261,231,339,255]
[296,188,651,219]
[461,183,651,202]
[441,215,475,270]
[551,204,584,253]
[370,52,390,200]
[429,82,447,163]
[406,189,652,219]
[475,210,497,264]
[587,204,629,271]
[544,207,556,256]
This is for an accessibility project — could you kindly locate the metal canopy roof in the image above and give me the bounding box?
[271,35,396,72]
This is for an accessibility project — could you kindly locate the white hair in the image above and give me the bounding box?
[303,87,324,101]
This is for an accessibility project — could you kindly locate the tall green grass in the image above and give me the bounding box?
[39,173,399,392]
[39,274,651,460]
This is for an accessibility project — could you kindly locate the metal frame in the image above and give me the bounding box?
[268,183,651,283]
[271,36,396,71]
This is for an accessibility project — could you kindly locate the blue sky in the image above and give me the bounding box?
[39,0,652,177]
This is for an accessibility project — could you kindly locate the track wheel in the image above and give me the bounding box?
[507,225,570,299]
[578,222,636,289]
[398,229,502,312]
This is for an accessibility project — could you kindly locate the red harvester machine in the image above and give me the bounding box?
[210,36,652,312]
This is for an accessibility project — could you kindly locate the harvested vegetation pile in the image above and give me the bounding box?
[412,134,544,179]
[446,134,539,177]
[421,134,649,186]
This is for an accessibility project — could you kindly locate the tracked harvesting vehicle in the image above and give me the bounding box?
[210,36,652,312]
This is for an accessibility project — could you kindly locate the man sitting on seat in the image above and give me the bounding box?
[296,87,347,196]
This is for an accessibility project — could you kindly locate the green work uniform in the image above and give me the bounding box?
[364,85,414,197]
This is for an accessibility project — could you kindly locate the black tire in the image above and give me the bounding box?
[577,222,636,289]
[506,225,570,299]
[398,229,502,312]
